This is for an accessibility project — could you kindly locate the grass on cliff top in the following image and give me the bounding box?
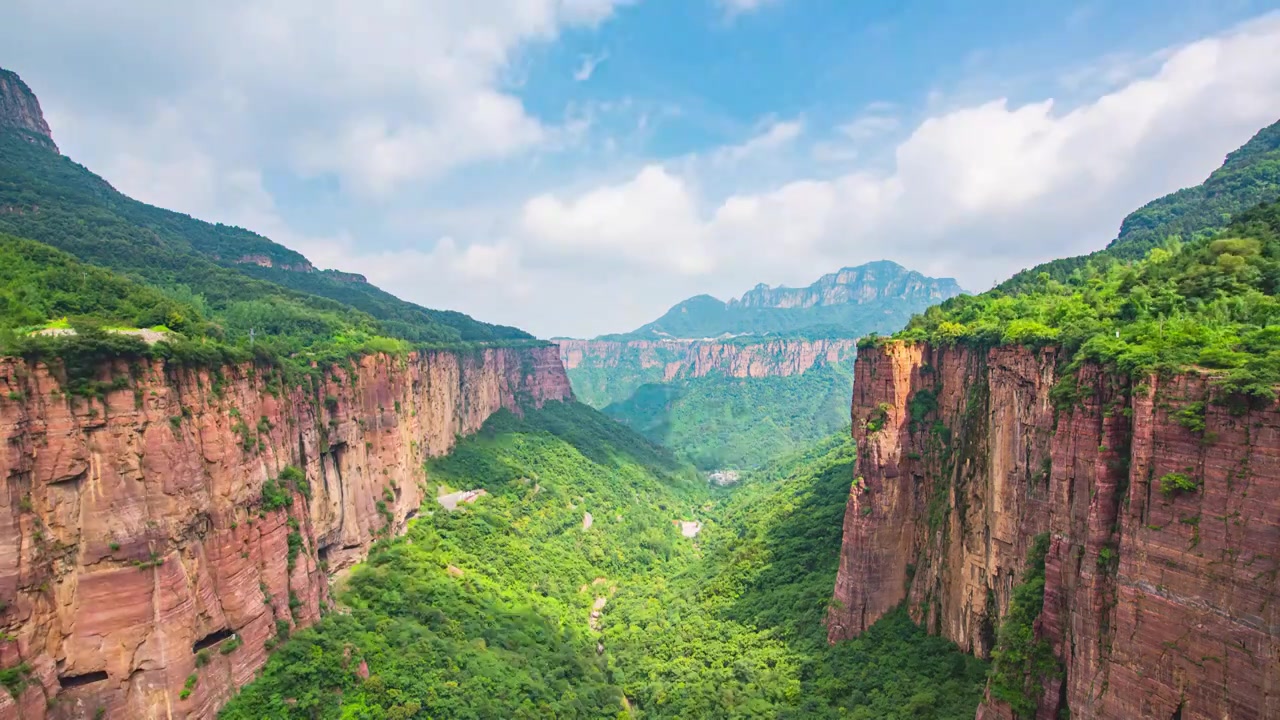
[885,200,1280,399]
[221,409,987,719]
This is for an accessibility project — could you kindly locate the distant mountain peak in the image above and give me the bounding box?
[730,260,965,311]
[616,260,965,340]
[0,68,57,152]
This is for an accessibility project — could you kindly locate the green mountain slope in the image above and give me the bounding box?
[901,199,1280,399]
[0,121,531,354]
[621,260,965,340]
[998,119,1280,293]
[222,405,987,719]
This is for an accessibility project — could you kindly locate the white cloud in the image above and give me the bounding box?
[521,165,714,274]
[573,51,610,81]
[483,13,1280,334]
[718,0,781,18]
[6,4,1280,339]
[712,119,803,164]
[3,0,632,199]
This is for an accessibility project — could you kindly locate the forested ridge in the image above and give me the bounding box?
[0,126,534,374]
[222,404,987,719]
[997,119,1280,293]
[895,200,1280,399]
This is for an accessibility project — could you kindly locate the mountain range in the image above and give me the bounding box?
[614,260,965,340]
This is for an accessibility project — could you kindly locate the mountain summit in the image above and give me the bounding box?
[620,260,965,339]
[0,69,56,152]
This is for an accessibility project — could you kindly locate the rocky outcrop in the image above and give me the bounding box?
[828,342,1279,720]
[233,254,315,273]
[733,261,964,310]
[557,337,857,408]
[322,270,368,284]
[0,70,56,152]
[559,337,856,380]
[0,345,571,719]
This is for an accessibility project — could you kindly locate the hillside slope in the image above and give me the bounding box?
[998,119,1280,293]
[0,67,530,353]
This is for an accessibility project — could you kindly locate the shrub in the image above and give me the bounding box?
[1159,472,1199,497]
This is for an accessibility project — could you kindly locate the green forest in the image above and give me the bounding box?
[221,404,987,719]
[604,362,855,470]
[0,127,535,373]
[895,200,1280,399]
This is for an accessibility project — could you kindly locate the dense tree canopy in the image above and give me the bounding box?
[895,200,1280,399]
[222,406,987,719]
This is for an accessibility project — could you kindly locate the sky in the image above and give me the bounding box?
[4,0,1280,338]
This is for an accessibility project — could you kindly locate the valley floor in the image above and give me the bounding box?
[220,402,987,719]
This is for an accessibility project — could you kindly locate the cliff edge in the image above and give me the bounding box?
[0,346,571,719]
[828,342,1279,720]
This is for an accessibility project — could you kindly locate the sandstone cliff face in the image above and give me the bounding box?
[558,337,857,408]
[559,337,856,380]
[0,345,571,720]
[0,70,56,152]
[828,342,1279,720]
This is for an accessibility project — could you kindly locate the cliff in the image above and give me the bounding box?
[0,346,572,720]
[0,70,55,152]
[557,337,858,408]
[828,342,1279,720]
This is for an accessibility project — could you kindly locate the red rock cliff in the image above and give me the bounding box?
[0,345,571,720]
[828,342,1279,720]
[558,337,857,380]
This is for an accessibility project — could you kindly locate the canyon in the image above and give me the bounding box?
[0,346,571,720]
[557,336,857,408]
[829,342,1279,719]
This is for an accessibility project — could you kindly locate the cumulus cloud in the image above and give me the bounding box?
[494,12,1280,334]
[5,4,1280,339]
[2,0,631,199]
[521,165,714,274]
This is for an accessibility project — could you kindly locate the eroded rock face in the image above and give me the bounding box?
[828,342,1280,720]
[0,69,56,152]
[558,337,856,380]
[0,345,571,719]
[557,337,858,407]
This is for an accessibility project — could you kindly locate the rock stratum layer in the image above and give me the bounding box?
[0,346,571,719]
[828,342,1279,720]
[557,337,857,408]
[559,337,857,381]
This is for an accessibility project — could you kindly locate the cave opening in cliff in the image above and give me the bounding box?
[59,670,108,689]
[1171,702,1184,720]
[192,627,235,654]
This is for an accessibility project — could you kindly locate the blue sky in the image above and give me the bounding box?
[4,0,1280,337]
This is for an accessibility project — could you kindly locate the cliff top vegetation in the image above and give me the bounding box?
[886,200,1280,399]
